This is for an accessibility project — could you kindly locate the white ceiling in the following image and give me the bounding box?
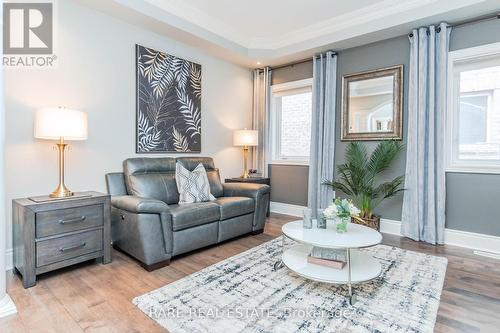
[180,0,381,38]
[79,0,500,67]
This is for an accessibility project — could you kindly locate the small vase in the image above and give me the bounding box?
[336,216,349,233]
[316,212,327,229]
[302,208,312,229]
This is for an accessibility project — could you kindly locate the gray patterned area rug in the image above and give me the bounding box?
[133,238,447,333]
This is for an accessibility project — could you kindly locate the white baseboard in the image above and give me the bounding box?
[270,201,500,256]
[443,228,500,255]
[379,219,500,255]
[269,202,305,217]
[379,218,402,235]
[0,294,17,318]
[5,248,13,271]
[473,250,500,260]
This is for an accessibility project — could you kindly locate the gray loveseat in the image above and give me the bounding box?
[105,157,270,271]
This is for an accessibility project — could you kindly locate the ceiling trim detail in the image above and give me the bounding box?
[82,0,499,67]
[140,0,486,50]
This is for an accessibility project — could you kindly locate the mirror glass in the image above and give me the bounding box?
[341,65,403,141]
[347,76,394,134]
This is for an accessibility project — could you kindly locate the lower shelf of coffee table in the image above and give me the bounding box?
[282,244,382,284]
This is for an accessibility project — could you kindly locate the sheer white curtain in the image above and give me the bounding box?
[308,51,337,215]
[251,67,271,176]
[401,23,450,244]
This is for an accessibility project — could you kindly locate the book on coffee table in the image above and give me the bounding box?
[310,247,347,262]
[307,255,346,269]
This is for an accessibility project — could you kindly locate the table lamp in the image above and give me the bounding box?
[233,129,258,178]
[34,107,88,198]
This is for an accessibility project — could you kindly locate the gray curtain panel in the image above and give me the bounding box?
[308,51,337,215]
[252,67,271,176]
[401,23,450,244]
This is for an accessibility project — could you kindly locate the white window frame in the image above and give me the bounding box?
[446,42,500,174]
[270,78,313,166]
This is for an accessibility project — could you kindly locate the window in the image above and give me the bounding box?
[270,78,313,164]
[447,43,500,173]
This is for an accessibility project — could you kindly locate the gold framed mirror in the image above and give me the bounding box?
[341,65,403,141]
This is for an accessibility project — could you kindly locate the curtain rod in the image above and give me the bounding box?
[409,12,499,36]
[268,51,337,71]
[450,12,499,29]
[266,12,499,70]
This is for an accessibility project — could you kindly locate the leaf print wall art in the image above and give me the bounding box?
[136,44,201,153]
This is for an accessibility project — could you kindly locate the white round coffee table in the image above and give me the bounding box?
[274,220,383,305]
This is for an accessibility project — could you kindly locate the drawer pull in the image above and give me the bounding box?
[59,242,86,252]
[58,216,86,224]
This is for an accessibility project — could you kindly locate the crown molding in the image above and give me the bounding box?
[80,0,498,67]
[142,0,250,47]
[128,0,487,50]
[248,0,438,49]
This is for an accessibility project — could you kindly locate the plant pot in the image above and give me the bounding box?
[351,215,380,231]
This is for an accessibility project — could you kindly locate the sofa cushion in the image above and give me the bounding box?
[214,197,255,220]
[123,158,179,204]
[177,157,224,197]
[169,202,220,231]
[176,157,216,171]
[175,163,216,204]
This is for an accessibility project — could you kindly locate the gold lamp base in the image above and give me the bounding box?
[49,183,74,198]
[240,171,250,179]
[49,138,74,198]
[240,146,250,178]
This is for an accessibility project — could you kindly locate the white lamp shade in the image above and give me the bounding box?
[34,107,88,140]
[233,129,258,146]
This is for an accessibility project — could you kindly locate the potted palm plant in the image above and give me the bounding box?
[322,141,405,230]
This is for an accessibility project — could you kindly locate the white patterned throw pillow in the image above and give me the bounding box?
[175,162,216,204]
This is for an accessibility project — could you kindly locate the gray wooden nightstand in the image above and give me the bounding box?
[225,177,271,216]
[12,191,111,288]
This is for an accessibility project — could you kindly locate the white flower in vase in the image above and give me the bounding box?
[330,198,362,233]
[322,205,337,221]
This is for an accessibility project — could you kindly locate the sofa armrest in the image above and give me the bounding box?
[223,183,270,198]
[111,195,170,214]
[110,195,173,264]
[223,183,270,232]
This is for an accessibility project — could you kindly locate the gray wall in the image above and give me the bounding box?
[446,173,500,236]
[270,18,500,236]
[269,165,308,205]
[271,61,313,85]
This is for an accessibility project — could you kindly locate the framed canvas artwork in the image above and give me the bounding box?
[136,44,201,152]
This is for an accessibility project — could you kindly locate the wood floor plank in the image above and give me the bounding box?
[1,213,498,333]
[3,275,84,333]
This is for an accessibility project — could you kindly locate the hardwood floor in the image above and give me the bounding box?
[1,213,499,332]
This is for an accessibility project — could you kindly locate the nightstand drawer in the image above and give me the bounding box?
[36,204,103,238]
[36,229,103,267]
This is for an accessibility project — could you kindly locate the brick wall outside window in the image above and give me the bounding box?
[280,92,312,158]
